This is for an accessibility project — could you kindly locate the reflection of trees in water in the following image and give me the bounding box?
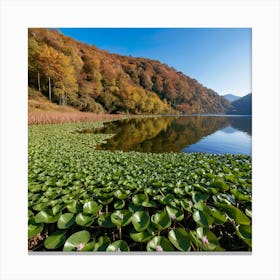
[98,116,232,152]
[228,117,252,136]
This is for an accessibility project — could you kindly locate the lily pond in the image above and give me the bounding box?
[28,116,252,252]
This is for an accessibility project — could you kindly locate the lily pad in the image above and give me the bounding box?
[66,200,82,214]
[114,189,130,200]
[210,180,229,192]
[193,210,213,227]
[75,213,95,226]
[106,240,130,252]
[147,236,174,252]
[130,230,154,243]
[165,205,184,222]
[131,211,150,232]
[94,236,111,251]
[168,228,191,251]
[132,193,149,206]
[63,230,91,251]
[196,227,220,251]
[151,211,171,230]
[98,213,115,228]
[28,217,44,239]
[34,210,61,224]
[210,208,227,224]
[111,210,132,227]
[44,230,67,250]
[236,224,252,247]
[57,213,75,229]
[83,201,102,215]
[114,199,125,209]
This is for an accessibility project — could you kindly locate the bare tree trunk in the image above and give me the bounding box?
[48,76,51,100]
[37,72,41,92]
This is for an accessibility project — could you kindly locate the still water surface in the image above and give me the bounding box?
[83,116,252,155]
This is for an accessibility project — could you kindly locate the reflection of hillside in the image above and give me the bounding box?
[97,116,230,152]
[228,117,252,136]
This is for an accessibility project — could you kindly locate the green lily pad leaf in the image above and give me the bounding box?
[151,211,171,230]
[98,197,114,205]
[114,189,130,200]
[111,210,132,227]
[245,208,252,219]
[130,230,154,243]
[83,201,102,215]
[132,193,149,206]
[158,194,175,205]
[106,240,130,252]
[147,236,174,252]
[28,217,44,239]
[165,205,184,222]
[131,211,150,232]
[210,180,229,192]
[52,203,65,216]
[34,210,61,224]
[80,241,95,251]
[180,199,193,212]
[142,200,157,208]
[94,236,111,251]
[215,203,251,225]
[192,192,209,204]
[66,200,82,214]
[196,227,220,251]
[57,213,75,229]
[236,224,252,247]
[210,208,227,224]
[217,194,236,205]
[114,199,125,209]
[231,189,251,202]
[63,230,91,251]
[75,213,95,226]
[33,202,49,211]
[168,228,191,251]
[128,202,143,213]
[193,210,214,227]
[44,230,67,250]
[98,213,115,228]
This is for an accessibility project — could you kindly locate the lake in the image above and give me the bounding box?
[82,116,252,155]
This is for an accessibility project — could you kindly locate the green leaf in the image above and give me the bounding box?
[165,205,184,222]
[44,230,67,250]
[114,189,130,200]
[151,211,171,230]
[128,202,143,213]
[142,200,157,208]
[66,200,82,214]
[131,211,150,232]
[94,236,111,251]
[132,193,149,206]
[210,208,227,224]
[193,210,213,227]
[215,203,251,225]
[192,192,209,204]
[106,240,130,252]
[28,217,44,239]
[196,227,220,251]
[230,189,251,202]
[98,213,115,228]
[63,230,91,251]
[147,236,174,252]
[210,180,229,192]
[83,201,102,215]
[130,230,154,243]
[57,213,75,229]
[75,213,95,226]
[236,224,252,247]
[34,210,60,224]
[168,228,191,251]
[111,210,132,227]
[114,199,125,209]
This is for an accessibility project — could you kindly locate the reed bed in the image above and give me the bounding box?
[28,111,122,125]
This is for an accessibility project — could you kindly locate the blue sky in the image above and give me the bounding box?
[58,28,251,97]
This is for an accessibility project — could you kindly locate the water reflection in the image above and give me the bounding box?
[79,116,252,155]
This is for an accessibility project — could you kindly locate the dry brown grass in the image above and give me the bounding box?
[28,111,122,125]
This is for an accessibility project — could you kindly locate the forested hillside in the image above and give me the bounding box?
[28,28,231,114]
[227,93,252,115]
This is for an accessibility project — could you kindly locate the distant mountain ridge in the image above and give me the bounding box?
[223,94,241,102]
[227,93,252,115]
[28,28,232,114]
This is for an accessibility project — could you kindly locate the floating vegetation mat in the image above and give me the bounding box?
[28,121,252,252]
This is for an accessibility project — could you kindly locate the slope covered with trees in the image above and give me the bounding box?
[227,93,252,115]
[28,28,231,114]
